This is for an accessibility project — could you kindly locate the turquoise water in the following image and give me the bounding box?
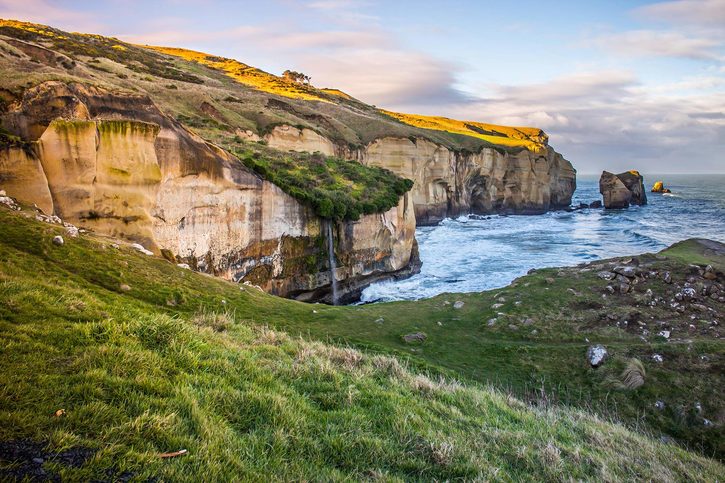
[361,174,725,302]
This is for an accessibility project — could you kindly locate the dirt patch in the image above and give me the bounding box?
[0,439,95,482]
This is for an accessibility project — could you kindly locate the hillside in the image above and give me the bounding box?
[1,204,723,481]
[0,19,575,225]
[0,19,543,153]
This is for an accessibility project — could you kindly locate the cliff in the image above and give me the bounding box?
[0,81,416,303]
[0,20,576,300]
[264,127,575,224]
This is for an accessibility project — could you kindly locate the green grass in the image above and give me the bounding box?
[1,207,724,480]
[230,144,413,221]
[0,20,203,84]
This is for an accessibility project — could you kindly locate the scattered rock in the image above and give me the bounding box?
[704,419,713,427]
[52,235,64,246]
[486,318,497,326]
[589,200,602,209]
[545,277,555,285]
[652,354,663,363]
[658,330,671,339]
[694,402,702,413]
[453,301,465,309]
[597,271,616,280]
[655,400,665,410]
[375,317,384,324]
[177,263,191,270]
[65,225,79,237]
[522,318,535,326]
[586,344,609,368]
[613,266,636,278]
[0,193,21,210]
[402,332,427,344]
[662,271,672,284]
[119,284,131,292]
[619,283,631,294]
[605,285,615,294]
[131,243,154,256]
[508,324,518,330]
[491,303,504,309]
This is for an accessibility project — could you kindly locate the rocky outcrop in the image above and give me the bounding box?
[599,170,647,209]
[651,181,671,194]
[266,129,576,225]
[0,81,417,303]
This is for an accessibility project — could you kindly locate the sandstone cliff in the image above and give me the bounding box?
[0,82,416,303]
[267,128,575,225]
[0,20,578,303]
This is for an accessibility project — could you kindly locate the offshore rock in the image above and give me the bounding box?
[599,170,647,208]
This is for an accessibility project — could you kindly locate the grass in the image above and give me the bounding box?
[229,144,413,221]
[148,46,329,102]
[381,110,548,152]
[1,206,723,480]
[0,19,203,84]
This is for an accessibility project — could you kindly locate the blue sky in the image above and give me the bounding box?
[1,0,724,173]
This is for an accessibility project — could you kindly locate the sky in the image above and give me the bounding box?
[1,0,724,173]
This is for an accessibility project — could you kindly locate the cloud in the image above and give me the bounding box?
[300,49,470,106]
[634,0,725,28]
[592,30,722,60]
[0,0,103,31]
[428,71,725,173]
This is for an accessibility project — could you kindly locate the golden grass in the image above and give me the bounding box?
[146,46,329,102]
[381,110,548,152]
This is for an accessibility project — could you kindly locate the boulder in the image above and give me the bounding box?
[586,344,608,367]
[52,235,64,246]
[589,200,602,209]
[402,332,427,344]
[599,170,647,208]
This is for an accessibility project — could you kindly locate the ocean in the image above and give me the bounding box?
[360,174,725,302]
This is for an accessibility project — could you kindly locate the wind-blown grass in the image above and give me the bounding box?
[0,206,723,480]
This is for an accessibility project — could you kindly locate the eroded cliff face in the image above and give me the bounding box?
[266,128,576,225]
[0,81,417,302]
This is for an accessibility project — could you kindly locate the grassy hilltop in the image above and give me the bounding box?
[1,204,724,480]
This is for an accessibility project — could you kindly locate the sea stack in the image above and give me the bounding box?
[651,181,671,193]
[599,170,647,208]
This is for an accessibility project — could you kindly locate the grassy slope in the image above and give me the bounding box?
[1,207,724,481]
[0,20,540,154]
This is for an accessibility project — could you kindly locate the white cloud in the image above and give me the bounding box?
[0,0,103,32]
[634,0,725,28]
[592,30,722,60]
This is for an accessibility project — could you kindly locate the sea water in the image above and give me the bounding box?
[360,174,725,302]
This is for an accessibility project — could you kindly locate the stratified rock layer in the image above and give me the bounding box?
[0,81,416,302]
[266,129,576,225]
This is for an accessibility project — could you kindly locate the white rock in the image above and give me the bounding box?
[655,401,665,410]
[586,344,608,368]
[52,235,64,246]
[176,263,191,269]
[658,330,671,339]
[65,225,79,237]
[491,303,503,309]
[453,301,465,309]
[131,243,154,256]
[652,354,663,363]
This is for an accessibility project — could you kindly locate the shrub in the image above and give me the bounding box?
[232,146,413,221]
